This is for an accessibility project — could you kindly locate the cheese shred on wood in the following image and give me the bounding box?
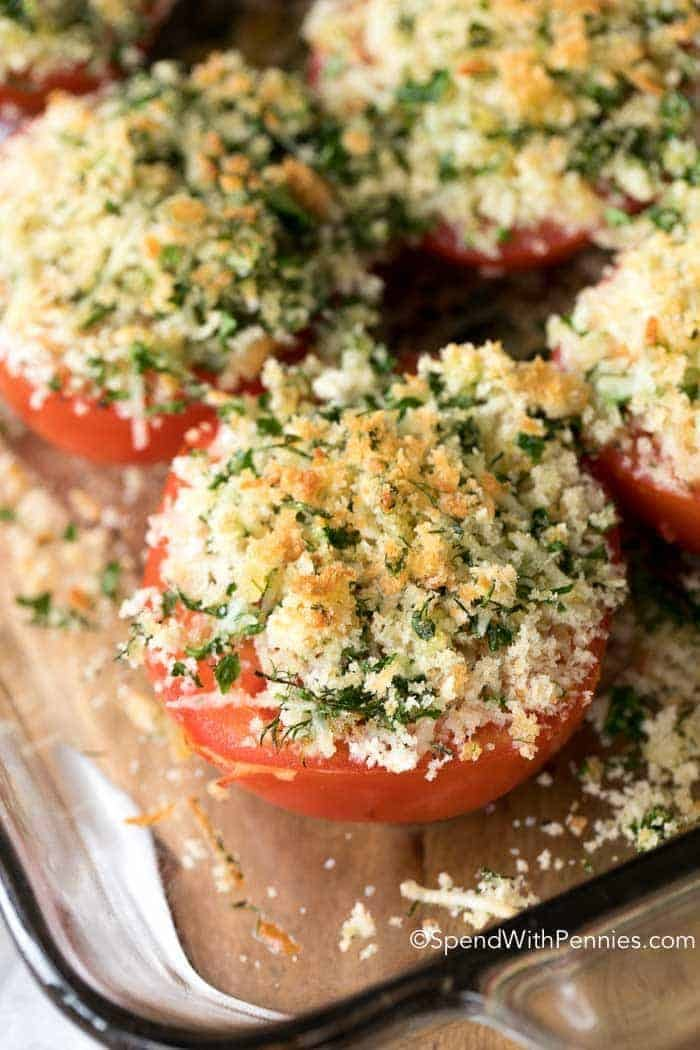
[123,343,626,774]
[304,0,700,255]
[0,1,159,83]
[0,52,378,426]
[548,197,700,490]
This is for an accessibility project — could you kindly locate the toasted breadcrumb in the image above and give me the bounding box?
[0,53,379,435]
[339,901,376,952]
[123,342,625,772]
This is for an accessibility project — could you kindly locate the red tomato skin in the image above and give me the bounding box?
[142,442,609,823]
[0,357,216,465]
[0,1,173,121]
[552,347,700,553]
[422,220,593,274]
[593,444,700,554]
[0,67,109,118]
[161,661,600,824]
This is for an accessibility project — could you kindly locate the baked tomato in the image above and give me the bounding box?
[422,220,594,274]
[551,348,700,554]
[593,443,700,554]
[0,334,307,464]
[0,1,173,120]
[308,52,630,274]
[141,425,611,824]
[0,66,109,119]
[0,352,279,465]
[0,358,218,464]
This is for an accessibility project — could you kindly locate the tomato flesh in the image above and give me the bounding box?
[141,432,610,823]
[594,444,700,554]
[0,327,311,463]
[423,220,594,274]
[0,67,109,118]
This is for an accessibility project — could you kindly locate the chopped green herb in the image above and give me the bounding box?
[100,560,122,600]
[397,69,451,106]
[517,432,546,463]
[324,524,361,549]
[256,416,284,437]
[604,685,650,743]
[412,604,436,640]
[214,652,242,694]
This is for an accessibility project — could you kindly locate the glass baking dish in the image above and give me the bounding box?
[1,2,699,1047]
[0,703,699,1050]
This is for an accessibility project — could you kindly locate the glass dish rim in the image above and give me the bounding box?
[1,800,699,1049]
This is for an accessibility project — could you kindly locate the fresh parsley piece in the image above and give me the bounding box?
[468,21,492,46]
[324,524,361,549]
[412,605,436,640]
[159,244,185,271]
[264,186,315,233]
[80,302,116,331]
[517,432,546,463]
[397,69,451,105]
[530,507,550,538]
[485,620,513,652]
[256,416,284,437]
[648,205,681,233]
[209,448,256,488]
[388,396,423,419]
[214,652,242,694]
[100,561,122,600]
[16,592,52,625]
[604,685,649,743]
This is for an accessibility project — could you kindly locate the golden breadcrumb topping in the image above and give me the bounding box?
[548,202,700,489]
[0,0,163,82]
[123,343,626,773]
[304,0,700,256]
[0,53,379,443]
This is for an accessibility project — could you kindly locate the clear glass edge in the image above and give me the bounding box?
[1,738,699,1050]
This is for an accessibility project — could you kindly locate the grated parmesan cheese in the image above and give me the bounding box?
[401,869,538,931]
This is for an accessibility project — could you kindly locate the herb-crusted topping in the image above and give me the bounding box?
[0,52,378,436]
[0,0,160,83]
[548,201,700,489]
[123,343,626,773]
[304,0,700,256]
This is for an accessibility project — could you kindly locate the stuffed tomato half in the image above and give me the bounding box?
[549,193,700,552]
[304,0,700,272]
[122,343,626,823]
[0,0,174,121]
[0,52,379,463]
